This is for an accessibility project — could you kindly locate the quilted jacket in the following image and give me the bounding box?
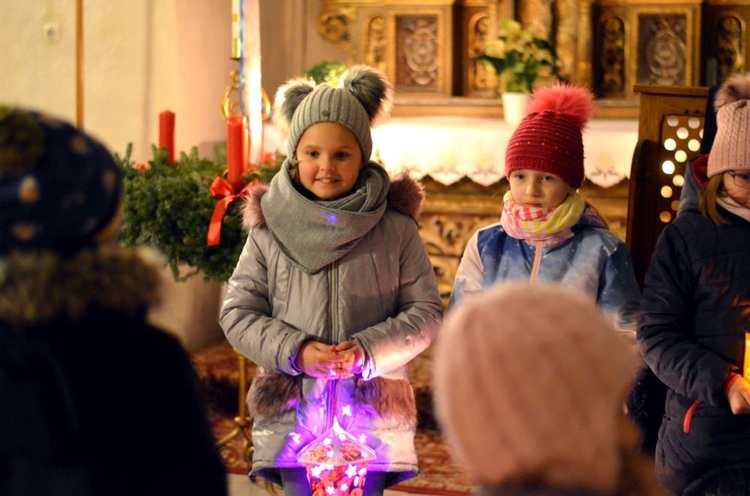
[638,187,750,494]
[219,174,442,485]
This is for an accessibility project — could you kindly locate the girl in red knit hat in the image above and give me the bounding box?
[450,83,640,333]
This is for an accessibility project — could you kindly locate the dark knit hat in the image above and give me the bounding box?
[273,65,393,162]
[707,73,750,178]
[505,84,595,188]
[0,106,121,256]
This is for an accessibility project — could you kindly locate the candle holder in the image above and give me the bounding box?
[221,70,242,120]
[215,349,254,469]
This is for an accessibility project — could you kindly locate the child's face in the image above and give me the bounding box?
[295,122,363,200]
[722,170,750,208]
[508,169,575,208]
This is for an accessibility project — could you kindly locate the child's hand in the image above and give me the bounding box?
[727,374,750,414]
[295,341,340,378]
[331,341,364,376]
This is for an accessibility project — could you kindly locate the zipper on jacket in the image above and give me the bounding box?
[328,260,339,345]
[529,241,544,284]
[325,260,339,430]
[683,400,700,433]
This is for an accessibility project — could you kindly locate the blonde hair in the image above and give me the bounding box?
[699,174,729,225]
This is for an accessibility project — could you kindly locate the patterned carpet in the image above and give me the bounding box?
[191,341,475,495]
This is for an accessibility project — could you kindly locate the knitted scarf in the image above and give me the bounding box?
[500,191,586,247]
[261,159,389,273]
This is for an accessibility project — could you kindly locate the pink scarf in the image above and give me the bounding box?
[500,191,585,247]
[501,192,586,284]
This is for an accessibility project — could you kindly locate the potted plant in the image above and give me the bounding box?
[476,19,560,124]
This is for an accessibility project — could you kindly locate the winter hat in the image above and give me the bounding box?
[273,65,393,163]
[0,106,122,256]
[433,283,640,492]
[707,73,750,178]
[505,84,595,188]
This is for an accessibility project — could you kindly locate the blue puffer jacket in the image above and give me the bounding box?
[450,208,641,331]
[638,194,750,494]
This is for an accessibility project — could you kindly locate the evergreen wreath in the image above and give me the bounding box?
[115,144,282,283]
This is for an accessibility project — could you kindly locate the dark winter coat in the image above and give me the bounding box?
[637,183,750,494]
[0,248,227,496]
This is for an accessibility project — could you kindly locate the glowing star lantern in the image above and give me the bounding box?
[297,417,376,495]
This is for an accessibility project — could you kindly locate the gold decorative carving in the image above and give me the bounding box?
[397,15,440,88]
[365,15,388,73]
[517,0,583,82]
[468,13,495,94]
[600,15,626,97]
[639,15,688,85]
[421,212,495,302]
[575,0,595,86]
[717,15,745,81]
[317,8,355,62]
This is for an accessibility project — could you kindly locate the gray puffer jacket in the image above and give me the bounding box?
[219,173,442,485]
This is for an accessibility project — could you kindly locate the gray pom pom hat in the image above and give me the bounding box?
[273,65,394,162]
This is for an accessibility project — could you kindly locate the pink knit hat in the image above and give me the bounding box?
[505,84,595,188]
[707,73,750,178]
[433,283,640,491]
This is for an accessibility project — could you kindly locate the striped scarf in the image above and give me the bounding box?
[500,191,586,247]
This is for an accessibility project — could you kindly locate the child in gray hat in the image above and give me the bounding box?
[0,107,227,495]
[220,66,442,495]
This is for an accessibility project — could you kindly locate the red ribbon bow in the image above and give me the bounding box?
[206,177,256,247]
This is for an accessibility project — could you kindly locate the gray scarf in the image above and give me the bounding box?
[261,159,389,273]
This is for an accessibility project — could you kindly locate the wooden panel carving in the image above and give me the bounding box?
[716,15,745,81]
[637,13,690,86]
[394,14,442,91]
[704,2,750,84]
[599,14,627,97]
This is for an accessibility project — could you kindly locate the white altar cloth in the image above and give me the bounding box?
[371,116,638,188]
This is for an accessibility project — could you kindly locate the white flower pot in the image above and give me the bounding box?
[501,92,531,126]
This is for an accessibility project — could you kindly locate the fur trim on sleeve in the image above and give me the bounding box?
[242,183,269,230]
[246,373,302,418]
[387,172,425,221]
[355,377,417,427]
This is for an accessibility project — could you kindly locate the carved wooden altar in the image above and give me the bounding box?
[317,0,750,102]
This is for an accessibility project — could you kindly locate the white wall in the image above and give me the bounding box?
[0,0,346,350]
[0,0,347,163]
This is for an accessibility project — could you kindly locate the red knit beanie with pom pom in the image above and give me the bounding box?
[505,84,595,188]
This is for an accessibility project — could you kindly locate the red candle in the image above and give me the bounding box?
[158,110,175,165]
[227,115,247,190]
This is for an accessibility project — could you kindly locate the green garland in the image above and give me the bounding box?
[115,144,282,283]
